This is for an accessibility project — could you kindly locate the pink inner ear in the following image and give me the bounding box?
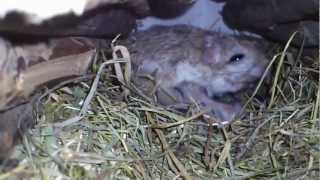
[202,46,218,65]
[204,36,213,48]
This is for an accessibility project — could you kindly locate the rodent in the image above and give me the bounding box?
[122,25,269,123]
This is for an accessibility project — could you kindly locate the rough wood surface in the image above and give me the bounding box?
[0,38,95,111]
[0,0,197,41]
[0,8,136,42]
[147,0,196,18]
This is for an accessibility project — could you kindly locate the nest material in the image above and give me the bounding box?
[1,34,318,179]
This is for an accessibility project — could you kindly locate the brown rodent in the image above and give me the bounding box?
[123,25,269,123]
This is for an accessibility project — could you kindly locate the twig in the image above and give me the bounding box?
[146,112,191,180]
[54,46,130,128]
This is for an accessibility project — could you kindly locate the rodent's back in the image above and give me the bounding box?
[124,25,206,65]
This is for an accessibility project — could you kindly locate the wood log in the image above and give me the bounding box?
[147,0,196,18]
[0,8,136,43]
[221,0,319,47]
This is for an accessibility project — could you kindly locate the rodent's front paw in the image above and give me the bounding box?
[200,98,243,124]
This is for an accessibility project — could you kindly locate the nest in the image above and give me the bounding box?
[2,35,319,179]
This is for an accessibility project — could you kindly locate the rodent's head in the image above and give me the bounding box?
[200,33,269,96]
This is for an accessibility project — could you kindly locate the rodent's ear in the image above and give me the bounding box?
[204,35,215,48]
[253,39,271,52]
[239,36,270,53]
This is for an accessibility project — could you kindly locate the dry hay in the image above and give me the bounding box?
[1,35,319,179]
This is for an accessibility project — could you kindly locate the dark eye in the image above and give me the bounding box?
[229,53,245,63]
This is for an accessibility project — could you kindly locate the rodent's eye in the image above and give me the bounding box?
[229,53,245,63]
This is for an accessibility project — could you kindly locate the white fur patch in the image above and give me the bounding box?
[175,62,202,84]
[209,77,232,94]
